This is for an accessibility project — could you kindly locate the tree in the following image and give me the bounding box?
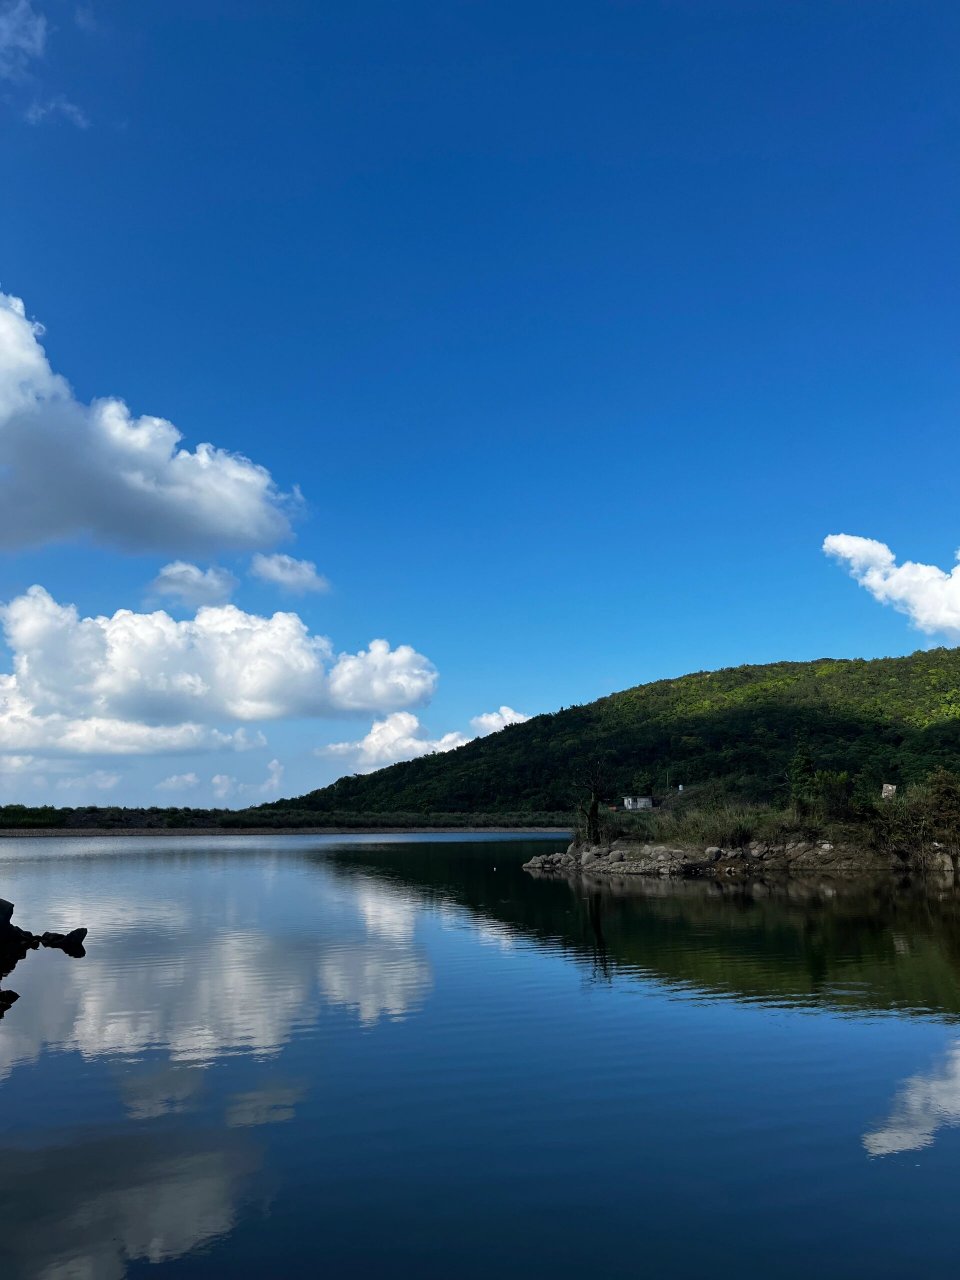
[573,757,608,845]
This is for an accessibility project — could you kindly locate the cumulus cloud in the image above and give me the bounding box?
[212,774,235,801]
[824,533,960,639]
[156,771,199,792]
[250,553,329,594]
[470,705,530,735]
[255,757,283,795]
[325,703,530,771]
[236,758,284,799]
[149,561,238,608]
[0,0,45,80]
[0,585,437,755]
[325,711,470,770]
[327,640,438,712]
[0,290,296,552]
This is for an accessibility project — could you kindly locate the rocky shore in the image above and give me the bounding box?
[523,837,949,880]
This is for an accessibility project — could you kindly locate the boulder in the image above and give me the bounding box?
[0,898,13,926]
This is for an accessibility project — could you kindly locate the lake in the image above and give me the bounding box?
[3,833,960,1278]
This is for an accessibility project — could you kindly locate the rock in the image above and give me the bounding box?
[0,899,13,927]
[705,847,722,860]
[41,928,87,957]
[0,989,19,1015]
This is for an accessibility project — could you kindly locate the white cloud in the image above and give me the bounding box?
[239,758,283,798]
[0,290,296,552]
[211,774,235,801]
[0,585,437,755]
[0,0,45,80]
[149,561,238,607]
[325,711,470,770]
[250,553,329,594]
[24,93,88,127]
[470,704,530,735]
[57,768,120,792]
[327,639,438,712]
[824,533,960,639]
[156,771,199,792]
[324,702,530,771]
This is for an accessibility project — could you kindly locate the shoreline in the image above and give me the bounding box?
[523,836,950,880]
[0,826,572,839]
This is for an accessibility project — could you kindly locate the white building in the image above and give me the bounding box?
[623,796,653,811]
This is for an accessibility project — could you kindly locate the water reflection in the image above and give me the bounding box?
[0,869,436,1080]
[10,837,960,1277]
[319,946,432,1026]
[0,1129,257,1280]
[864,1040,960,1156]
[226,1082,307,1128]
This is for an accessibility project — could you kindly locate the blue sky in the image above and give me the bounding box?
[0,0,958,806]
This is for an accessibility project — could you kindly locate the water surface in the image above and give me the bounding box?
[3,834,960,1277]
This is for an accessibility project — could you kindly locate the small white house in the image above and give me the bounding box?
[882,783,897,801]
[623,796,653,811]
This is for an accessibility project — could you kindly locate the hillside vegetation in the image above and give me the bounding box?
[268,648,960,818]
[6,647,960,835]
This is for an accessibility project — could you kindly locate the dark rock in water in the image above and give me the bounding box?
[0,902,88,1009]
[41,928,87,957]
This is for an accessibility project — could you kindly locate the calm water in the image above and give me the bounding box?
[4,836,960,1277]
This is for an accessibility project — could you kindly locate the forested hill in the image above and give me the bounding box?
[265,648,960,817]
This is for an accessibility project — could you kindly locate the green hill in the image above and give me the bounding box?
[270,648,960,817]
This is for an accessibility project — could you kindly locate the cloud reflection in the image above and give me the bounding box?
[319,946,432,1027]
[864,1040,960,1156]
[0,1130,256,1279]
[0,873,436,1077]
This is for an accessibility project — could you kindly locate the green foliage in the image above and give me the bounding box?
[280,647,960,817]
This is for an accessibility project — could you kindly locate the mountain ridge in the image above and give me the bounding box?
[272,646,960,816]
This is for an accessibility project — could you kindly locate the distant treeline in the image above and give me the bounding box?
[0,805,569,831]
